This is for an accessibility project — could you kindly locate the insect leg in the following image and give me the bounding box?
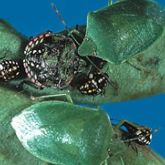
[31,93,73,103]
[108,0,113,6]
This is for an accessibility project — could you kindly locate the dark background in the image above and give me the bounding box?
[0,0,164,157]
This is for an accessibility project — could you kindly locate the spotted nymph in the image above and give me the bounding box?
[119,120,152,146]
[77,71,109,95]
[0,60,22,81]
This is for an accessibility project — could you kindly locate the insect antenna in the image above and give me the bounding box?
[50,2,68,30]
[49,1,82,46]
[108,0,113,5]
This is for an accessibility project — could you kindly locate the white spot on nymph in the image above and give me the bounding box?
[40,38,44,43]
[35,40,39,45]
[27,60,30,65]
[41,62,46,68]
[13,66,17,71]
[139,136,145,141]
[92,79,97,86]
[143,139,147,143]
[31,62,35,67]
[34,74,37,80]
[31,44,34,48]
[89,73,93,79]
[30,71,34,76]
[16,72,19,76]
[80,86,84,90]
[24,50,27,55]
[85,84,89,88]
[136,130,141,135]
[98,78,104,83]
[27,47,31,53]
[36,64,39,68]
[1,71,5,76]
[29,51,32,55]
[0,64,3,71]
[33,50,37,54]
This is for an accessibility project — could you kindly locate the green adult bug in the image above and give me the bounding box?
[78,0,165,64]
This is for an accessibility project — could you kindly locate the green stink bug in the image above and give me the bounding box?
[78,0,165,64]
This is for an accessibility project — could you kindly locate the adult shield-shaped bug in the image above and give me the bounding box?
[11,101,113,165]
[78,0,165,64]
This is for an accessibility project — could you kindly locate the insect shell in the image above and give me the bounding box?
[23,31,84,89]
[78,71,109,95]
[121,122,152,146]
